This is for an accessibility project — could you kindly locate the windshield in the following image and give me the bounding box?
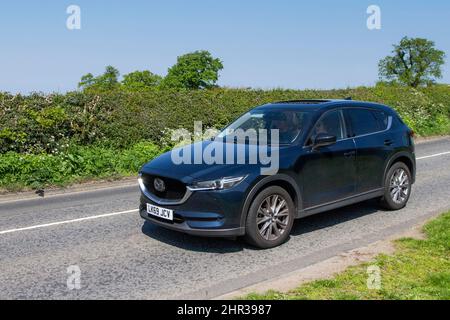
[217,109,311,145]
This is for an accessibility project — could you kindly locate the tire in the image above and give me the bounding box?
[244,186,295,249]
[380,162,412,210]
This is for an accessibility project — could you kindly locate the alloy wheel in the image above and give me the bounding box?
[256,194,290,241]
[389,168,410,204]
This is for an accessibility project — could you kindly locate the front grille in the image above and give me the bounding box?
[141,173,186,201]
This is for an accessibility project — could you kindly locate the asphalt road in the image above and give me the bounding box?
[1,138,450,299]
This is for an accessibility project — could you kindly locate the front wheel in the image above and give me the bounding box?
[244,186,295,249]
[380,162,412,210]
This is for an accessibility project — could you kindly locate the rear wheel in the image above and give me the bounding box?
[244,186,295,249]
[380,162,412,210]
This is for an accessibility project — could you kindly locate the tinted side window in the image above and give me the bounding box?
[372,110,389,130]
[309,110,344,144]
[347,109,381,136]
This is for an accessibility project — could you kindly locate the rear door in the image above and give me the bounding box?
[344,107,394,193]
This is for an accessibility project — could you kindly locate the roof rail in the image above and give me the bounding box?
[273,99,331,104]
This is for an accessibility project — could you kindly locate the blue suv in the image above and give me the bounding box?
[139,100,416,248]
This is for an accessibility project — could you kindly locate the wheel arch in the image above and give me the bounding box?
[383,152,416,184]
[240,174,302,228]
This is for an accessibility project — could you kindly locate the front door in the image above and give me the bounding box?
[301,110,357,208]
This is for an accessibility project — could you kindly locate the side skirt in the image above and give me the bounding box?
[297,189,384,219]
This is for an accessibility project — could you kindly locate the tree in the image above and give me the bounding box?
[78,73,95,89]
[122,70,162,90]
[78,66,120,90]
[161,50,224,89]
[378,37,446,87]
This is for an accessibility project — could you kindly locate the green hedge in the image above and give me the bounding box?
[1,85,450,154]
[0,142,163,190]
[1,85,450,190]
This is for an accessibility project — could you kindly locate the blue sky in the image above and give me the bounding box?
[0,0,449,93]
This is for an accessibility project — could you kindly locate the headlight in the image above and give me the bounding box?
[187,176,247,191]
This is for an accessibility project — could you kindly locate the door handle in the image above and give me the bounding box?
[344,151,356,158]
[384,139,393,146]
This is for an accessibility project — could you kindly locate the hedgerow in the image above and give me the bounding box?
[1,85,449,154]
[0,85,449,190]
[0,142,163,190]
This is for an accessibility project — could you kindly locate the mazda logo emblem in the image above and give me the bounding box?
[154,178,166,192]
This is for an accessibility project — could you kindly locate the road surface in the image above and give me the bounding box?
[1,138,450,299]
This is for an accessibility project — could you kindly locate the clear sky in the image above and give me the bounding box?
[0,0,449,93]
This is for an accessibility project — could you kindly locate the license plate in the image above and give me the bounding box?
[146,203,173,221]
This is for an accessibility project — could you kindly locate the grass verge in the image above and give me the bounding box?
[244,211,450,300]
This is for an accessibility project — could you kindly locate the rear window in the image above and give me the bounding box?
[346,108,385,136]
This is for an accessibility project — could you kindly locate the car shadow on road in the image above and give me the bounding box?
[290,199,382,236]
[141,221,246,253]
[141,199,384,253]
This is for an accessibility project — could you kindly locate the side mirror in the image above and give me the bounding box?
[313,133,337,149]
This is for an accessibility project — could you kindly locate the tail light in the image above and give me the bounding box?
[408,129,415,147]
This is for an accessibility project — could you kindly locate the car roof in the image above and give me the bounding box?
[254,99,393,113]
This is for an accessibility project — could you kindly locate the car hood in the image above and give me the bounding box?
[140,140,279,183]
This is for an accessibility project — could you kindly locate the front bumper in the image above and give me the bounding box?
[139,181,249,237]
[139,208,244,236]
